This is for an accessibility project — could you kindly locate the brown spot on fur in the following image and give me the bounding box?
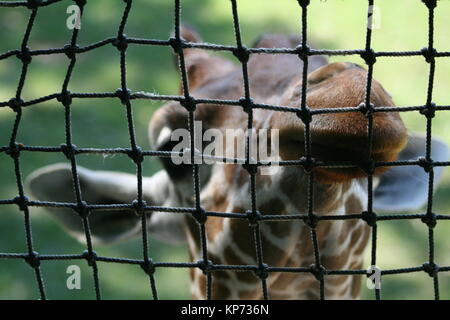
[228,219,255,259]
[222,246,258,285]
[236,272,259,285]
[270,272,303,291]
[263,221,292,241]
[197,273,207,298]
[295,276,317,291]
[338,219,359,243]
[224,164,237,183]
[206,217,225,242]
[351,262,364,299]
[224,164,248,186]
[259,198,286,215]
[316,220,333,249]
[305,290,320,300]
[322,251,351,271]
[239,288,262,300]
[280,175,348,215]
[212,270,231,281]
[345,194,363,214]
[213,282,231,299]
[259,198,291,238]
[185,216,201,255]
[269,292,296,300]
[351,277,362,299]
[297,225,314,258]
[349,224,364,247]
[327,275,350,286]
[224,245,251,266]
[353,224,370,257]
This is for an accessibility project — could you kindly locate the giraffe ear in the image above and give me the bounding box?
[374,134,449,212]
[175,24,237,91]
[26,163,171,244]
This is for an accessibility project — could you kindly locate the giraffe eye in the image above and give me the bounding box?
[157,139,192,180]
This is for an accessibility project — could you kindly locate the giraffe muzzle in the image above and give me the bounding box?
[273,62,408,182]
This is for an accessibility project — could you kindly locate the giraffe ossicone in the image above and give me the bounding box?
[26,26,449,299]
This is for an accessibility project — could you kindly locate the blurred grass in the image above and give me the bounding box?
[0,0,449,300]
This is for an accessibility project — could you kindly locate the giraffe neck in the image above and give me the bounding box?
[184,165,369,299]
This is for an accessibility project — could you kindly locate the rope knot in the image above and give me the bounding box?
[295,44,310,62]
[305,214,318,229]
[296,107,312,124]
[57,90,72,106]
[297,0,311,7]
[197,259,213,275]
[420,102,436,119]
[421,213,437,229]
[243,162,258,175]
[132,199,147,215]
[60,143,77,159]
[192,207,207,225]
[422,262,439,278]
[360,158,376,176]
[169,37,183,55]
[233,46,250,64]
[300,156,315,173]
[239,97,253,114]
[113,34,128,52]
[26,0,42,10]
[246,210,260,228]
[82,250,97,267]
[8,97,23,112]
[361,210,377,227]
[17,47,32,64]
[74,0,87,7]
[141,259,156,275]
[128,146,144,164]
[421,47,437,63]
[360,49,377,66]
[422,0,437,9]
[418,156,434,173]
[181,95,196,112]
[310,264,325,281]
[63,44,79,60]
[25,251,40,269]
[255,263,269,280]
[14,195,29,211]
[75,201,90,218]
[358,102,374,118]
[6,142,22,159]
[116,88,131,105]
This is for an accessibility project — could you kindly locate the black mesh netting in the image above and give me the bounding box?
[0,0,449,300]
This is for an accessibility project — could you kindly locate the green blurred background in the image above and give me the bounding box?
[0,0,449,300]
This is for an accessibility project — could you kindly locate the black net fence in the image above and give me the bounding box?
[0,0,449,300]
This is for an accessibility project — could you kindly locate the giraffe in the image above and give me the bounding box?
[27,26,448,299]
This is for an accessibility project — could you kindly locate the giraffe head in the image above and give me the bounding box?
[27,26,448,298]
